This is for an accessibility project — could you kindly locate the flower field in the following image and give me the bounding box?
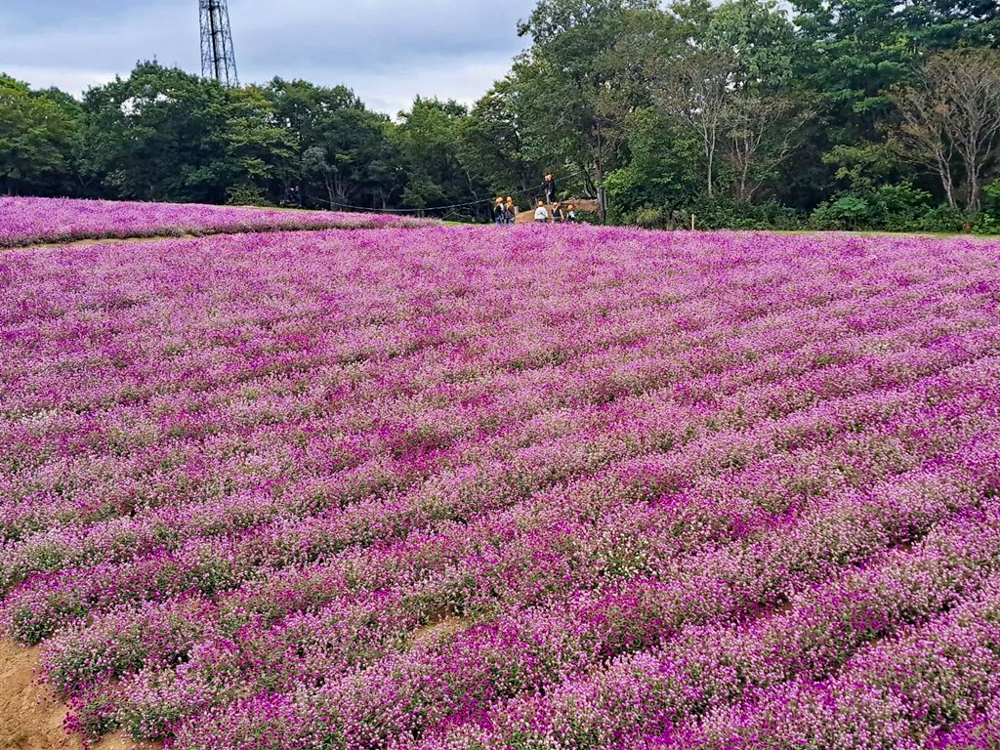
[2,223,1000,749]
[0,197,434,248]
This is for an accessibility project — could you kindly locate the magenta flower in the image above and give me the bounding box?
[1,224,999,749]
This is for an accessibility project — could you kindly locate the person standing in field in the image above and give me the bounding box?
[505,197,518,225]
[551,203,565,223]
[493,197,506,225]
[534,199,550,223]
[566,203,577,223]
[543,173,557,204]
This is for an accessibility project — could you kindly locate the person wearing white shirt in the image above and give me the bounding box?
[534,200,550,223]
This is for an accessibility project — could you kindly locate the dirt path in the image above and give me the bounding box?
[0,640,159,750]
[1,217,438,254]
[514,198,600,224]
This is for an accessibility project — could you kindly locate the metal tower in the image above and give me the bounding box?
[200,0,239,86]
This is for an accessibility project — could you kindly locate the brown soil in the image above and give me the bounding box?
[2,218,437,253]
[515,198,600,224]
[0,235,198,253]
[410,613,466,646]
[0,640,160,750]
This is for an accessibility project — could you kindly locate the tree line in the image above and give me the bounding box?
[2,0,1000,231]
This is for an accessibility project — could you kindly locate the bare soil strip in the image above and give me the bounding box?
[1,216,438,253]
[0,640,160,750]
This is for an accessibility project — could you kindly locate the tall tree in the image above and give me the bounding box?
[214,86,299,205]
[266,79,400,209]
[395,97,487,218]
[460,78,544,198]
[515,0,667,218]
[82,63,300,205]
[656,48,731,197]
[901,1,1000,50]
[603,107,703,217]
[712,0,807,201]
[657,0,806,200]
[0,75,82,196]
[891,48,1000,211]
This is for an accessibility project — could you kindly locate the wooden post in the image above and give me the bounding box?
[691,214,696,231]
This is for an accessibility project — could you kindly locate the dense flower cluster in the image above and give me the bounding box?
[2,224,1000,748]
[0,197,434,247]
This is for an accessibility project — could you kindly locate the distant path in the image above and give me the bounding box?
[0,223,439,253]
[515,198,600,224]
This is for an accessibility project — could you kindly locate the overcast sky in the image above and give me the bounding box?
[1,0,540,114]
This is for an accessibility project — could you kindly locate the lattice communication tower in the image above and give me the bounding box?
[200,0,239,86]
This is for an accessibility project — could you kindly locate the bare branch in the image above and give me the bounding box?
[891,49,1000,212]
[655,48,734,198]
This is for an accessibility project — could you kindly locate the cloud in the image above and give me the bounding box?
[1,65,116,94]
[0,0,534,112]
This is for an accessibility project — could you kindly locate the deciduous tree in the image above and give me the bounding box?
[892,49,1000,211]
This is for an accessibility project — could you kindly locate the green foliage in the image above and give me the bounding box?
[685,197,803,230]
[982,182,1000,230]
[810,184,980,232]
[265,78,401,209]
[81,62,298,204]
[512,0,676,218]
[604,108,702,221]
[394,97,490,219]
[620,196,802,231]
[225,183,271,206]
[986,180,1000,205]
[708,0,797,91]
[2,0,1000,228]
[0,74,82,195]
[459,81,536,196]
[631,207,668,229]
[823,142,907,191]
[810,195,877,231]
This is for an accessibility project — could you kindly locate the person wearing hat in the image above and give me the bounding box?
[534,199,550,223]
[566,203,578,223]
[505,197,518,225]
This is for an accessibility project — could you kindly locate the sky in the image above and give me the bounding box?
[1,0,540,114]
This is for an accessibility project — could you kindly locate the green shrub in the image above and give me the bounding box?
[682,197,803,231]
[617,184,988,235]
[982,181,1000,223]
[919,205,977,234]
[226,184,272,207]
[810,184,980,234]
[633,207,668,229]
[811,194,875,230]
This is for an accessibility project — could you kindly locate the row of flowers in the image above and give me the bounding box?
[2,225,999,747]
[0,197,435,247]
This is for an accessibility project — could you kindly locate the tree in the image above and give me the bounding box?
[215,86,299,205]
[395,97,487,219]
[725,94,807,201]
[657,0,807,200]
[81,63,301,205]
[0,74,82,195]
[82,63,225,202]
[459,78,545,198]
[517,0,658,44]
[515,0,667,219]
[655,49,731,197]
[266,79,400,209]
[791,0,914,143]
[604,107,703,217]
[891,49,1000,211]
[901,1,1000,51]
